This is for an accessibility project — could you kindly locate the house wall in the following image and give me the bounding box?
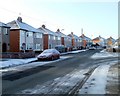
[20,30,26,51]
[43,34,48,50]
[34,33,43,51]
[10,30,20,52]
[64,37,72,48]
[0,27,10,52]
[56,36,61,46]
[0,27,2,52]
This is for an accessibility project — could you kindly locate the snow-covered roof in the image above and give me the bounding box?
[0,22,10,27]
[80,34,91,40]
[68,32,79,39]
[56,31,72,39]
[107,37,116,42]
[7,20,41,33]
[93,36,106,41]
[56,31,67,37]
[38,27,60,36]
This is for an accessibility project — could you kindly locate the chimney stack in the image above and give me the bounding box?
[42,24,46,28]
[71,32,73,35]
[57,29,60,32]
[17,17,22,22]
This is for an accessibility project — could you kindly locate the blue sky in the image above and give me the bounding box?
[0,0,118,39]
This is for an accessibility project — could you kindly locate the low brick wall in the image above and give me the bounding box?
[0,52,35,59]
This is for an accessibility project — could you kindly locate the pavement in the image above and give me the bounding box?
[106,62,120,94]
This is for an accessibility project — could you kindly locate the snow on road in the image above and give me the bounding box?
[91,49,118,59]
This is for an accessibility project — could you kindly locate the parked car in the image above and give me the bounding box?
[37,49,60,60]
[55,45,66,53]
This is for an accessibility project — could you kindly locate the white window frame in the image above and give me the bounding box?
[26,43,33,50]
[3,28,8,35]
[34,33,42,38]
[35,44,41,50]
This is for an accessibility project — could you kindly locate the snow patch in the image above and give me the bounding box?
[91,50,118,59]
[0,58,37,69]
[79,61,118,94]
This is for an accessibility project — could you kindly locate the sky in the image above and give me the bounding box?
[0,0,119,39]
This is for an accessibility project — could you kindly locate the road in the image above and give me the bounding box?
[2,49,118,94]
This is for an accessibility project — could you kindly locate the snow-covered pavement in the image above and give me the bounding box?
[0,56,71,73]
[78,61,118,94]
[1,49,87,69]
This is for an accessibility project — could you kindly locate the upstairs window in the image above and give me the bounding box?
[53,36,56,40]
[34,33,42,38]
[3,28,8,35]
[26,32,33,37]
[58,36,61,40]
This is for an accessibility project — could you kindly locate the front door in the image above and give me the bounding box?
[2,43,7,52]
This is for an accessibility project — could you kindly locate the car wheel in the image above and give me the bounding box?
[51,56,54,60]
[58,55,60,59]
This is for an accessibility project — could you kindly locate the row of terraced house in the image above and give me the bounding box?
[0,17,116,54]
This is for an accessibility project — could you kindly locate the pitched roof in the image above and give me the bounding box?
[80,34,91,40]
[68,32,79,39]
[56,31,71,39]
[38,27,60,36]
[7,20,41,33]
[93,36,106,41]
[0,22,10,27]
[56,31,66,37]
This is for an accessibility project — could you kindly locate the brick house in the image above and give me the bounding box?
[7,17,43,52]
[92,36,106,47]
[80,34,92,48]
[106,37,116,47]
[0,22,10,52]
[38,25,61,50]
[56,29,72,48]
[68,32,81,49]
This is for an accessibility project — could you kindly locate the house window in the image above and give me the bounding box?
[35,44,41,49]
[3,28,8,35]
[53,36,56,40]
[49,35,53,40]
[27,43,33,50]
[34,33,42,38]
[21,30,25,36]
[26,32,33,37]
[58,36,61,40]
